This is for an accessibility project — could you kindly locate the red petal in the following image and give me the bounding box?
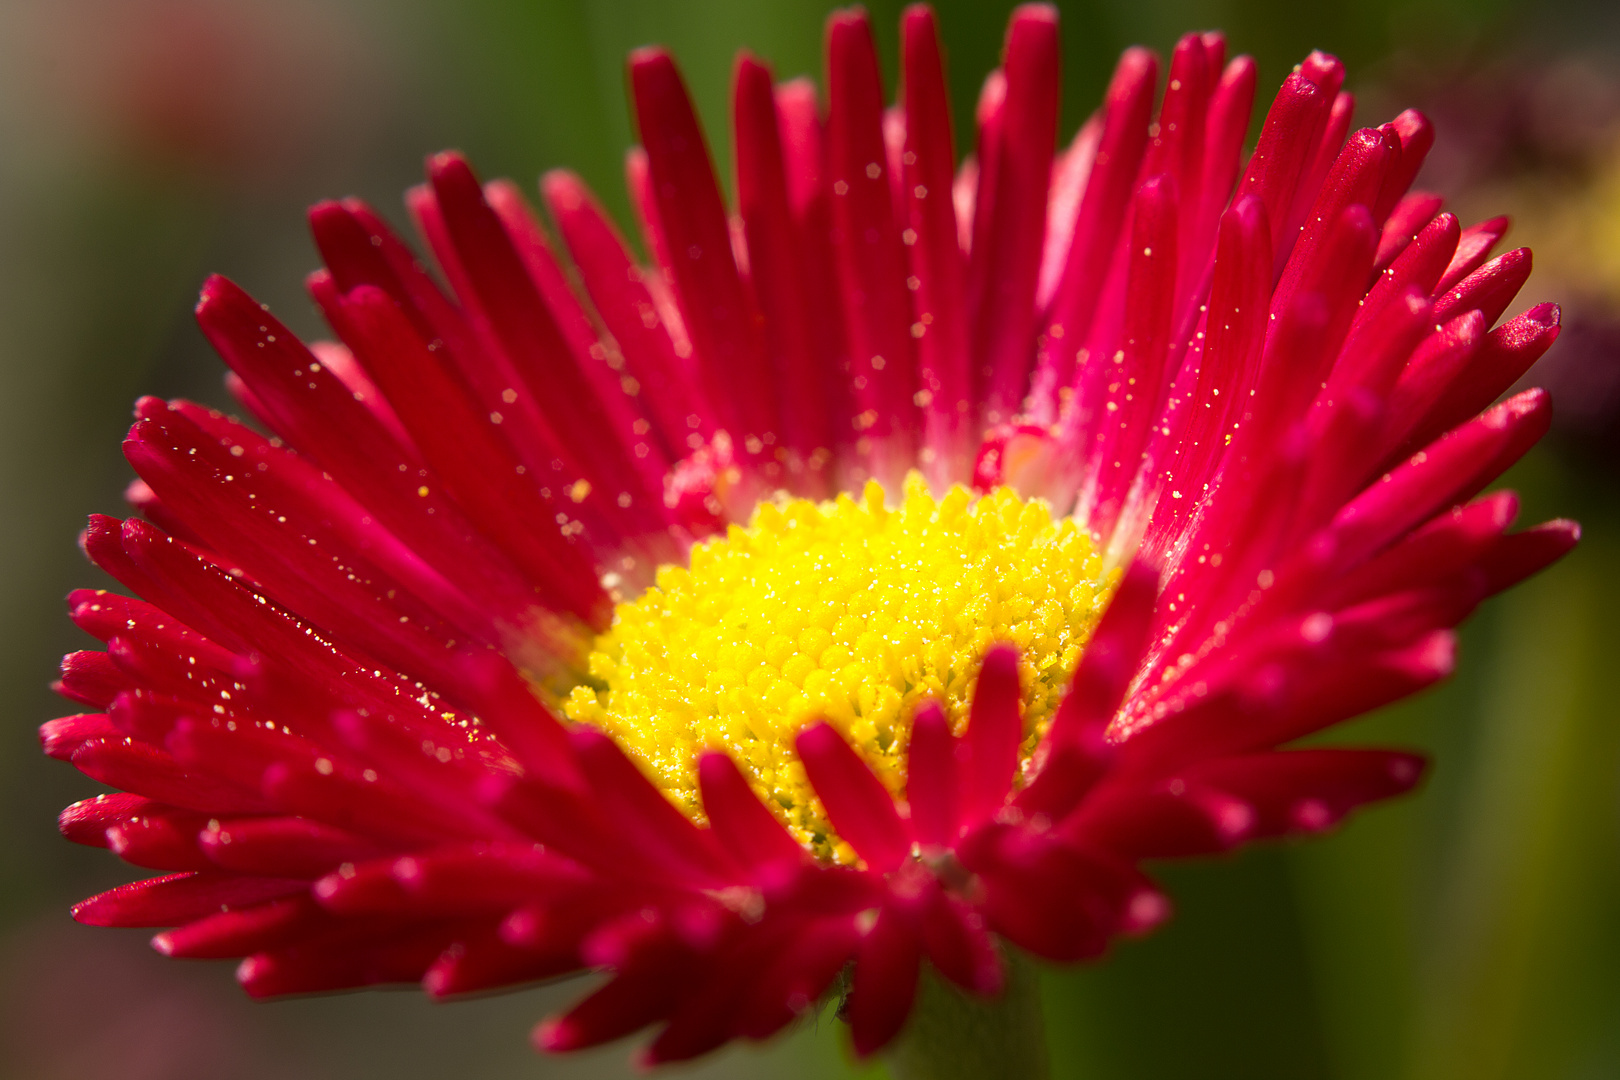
[200,817,386,879]
[905,699,959,848]
[106,805,214,871]
[1433,247,1533,329]
[630,49,775,447]
[826,9,921,481]
[969,5,1060,424]
[73,871,307,927]
[152,894,326,959]
[847,897,922,1057]
[733,54,835,483]
[239,925,454,997]
[796,721,910,872]
[1435,215,1510,294]
[58,792,156,847]
[1038,47,1157,399]
[900,6,973,481]
[572,728,738,887]
[40,712,118,762]
[56,650,135,709]
[697,750,804,872]
[72,736,272,815]
[961,644,1023,824]
[542,169,713,457]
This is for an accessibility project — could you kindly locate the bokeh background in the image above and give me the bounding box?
[1,0,1617,1077]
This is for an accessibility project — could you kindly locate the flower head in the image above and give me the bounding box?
[45,2,1577,1067]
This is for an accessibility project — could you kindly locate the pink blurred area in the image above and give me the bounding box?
[1,0,383,185]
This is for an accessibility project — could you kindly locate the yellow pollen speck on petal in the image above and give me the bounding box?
[564,473,1117,860]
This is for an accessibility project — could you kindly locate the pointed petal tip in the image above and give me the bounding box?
[1417,629,1458,676]
[420,967,450,999]
[1388,752,1428,791]
[827,7,870,34]
[1122,888,1173,934]
[901,3,937,31]
[306,198,346,229]
[194,273,238,314]
[982,641,1019,669]
[734,49,769,79]
[534,1016,581,1053]
[792,718,834,756]
[539,166,578,192]
[1496,384,1551,420]
[1011,2,1059,26]
[1549,518,1581,545]
[425,149,469,177]
[628,44,673,71]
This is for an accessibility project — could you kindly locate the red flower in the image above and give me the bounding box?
[45,2,1576,1067]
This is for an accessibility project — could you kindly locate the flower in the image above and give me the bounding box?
[43,1,1577,1069]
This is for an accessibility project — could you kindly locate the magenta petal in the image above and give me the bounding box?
[1047,559,1159,752]
[423,921,578,999]
[58,792,156,847]
[106,806,215,871]
[697,750,804,873]
[542,169,712,460]
[1435,214,1510,294]
[73,736,273,816]
[733,54,834,485]
[906,700,960,848]
[796,722,911,872]
[630,49,775,449]
[239,926,455,997]
[847,897,923,1057]
[921,886,1003,995]
[152,895,324,959]
[900,6,973,482]
[1037,47,1157,400]
[56,650,135,710]
[40,712,119,762]
[826,10,920,482]
[200,817,386,879]
[1478,519,1581,595]
[538,934,691,1052]
[970,5,1060,424]
[571,728,738,887]
[73,871,308,928]
[734,913,861,1039]
[1183,748,1428,837]
[1401,303,1560,455]
[961,644,1023,824]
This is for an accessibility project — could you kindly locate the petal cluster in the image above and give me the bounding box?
[45,2,1577,1066]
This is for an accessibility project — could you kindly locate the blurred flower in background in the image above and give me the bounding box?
[2,1,1618,1079]
[9,0,374,183]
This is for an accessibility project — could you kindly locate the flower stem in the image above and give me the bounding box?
[884,952,1049,1080]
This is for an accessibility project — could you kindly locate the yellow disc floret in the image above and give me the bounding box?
[564,473,1116,860]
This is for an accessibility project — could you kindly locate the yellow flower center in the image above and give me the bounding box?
[564,474,1116,860]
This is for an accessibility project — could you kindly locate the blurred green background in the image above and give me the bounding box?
[1,0,1617,1077]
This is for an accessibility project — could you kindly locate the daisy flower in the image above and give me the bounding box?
[44,3,1576,1074]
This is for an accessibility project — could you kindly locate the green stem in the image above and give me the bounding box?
[884,952,1049,1080]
